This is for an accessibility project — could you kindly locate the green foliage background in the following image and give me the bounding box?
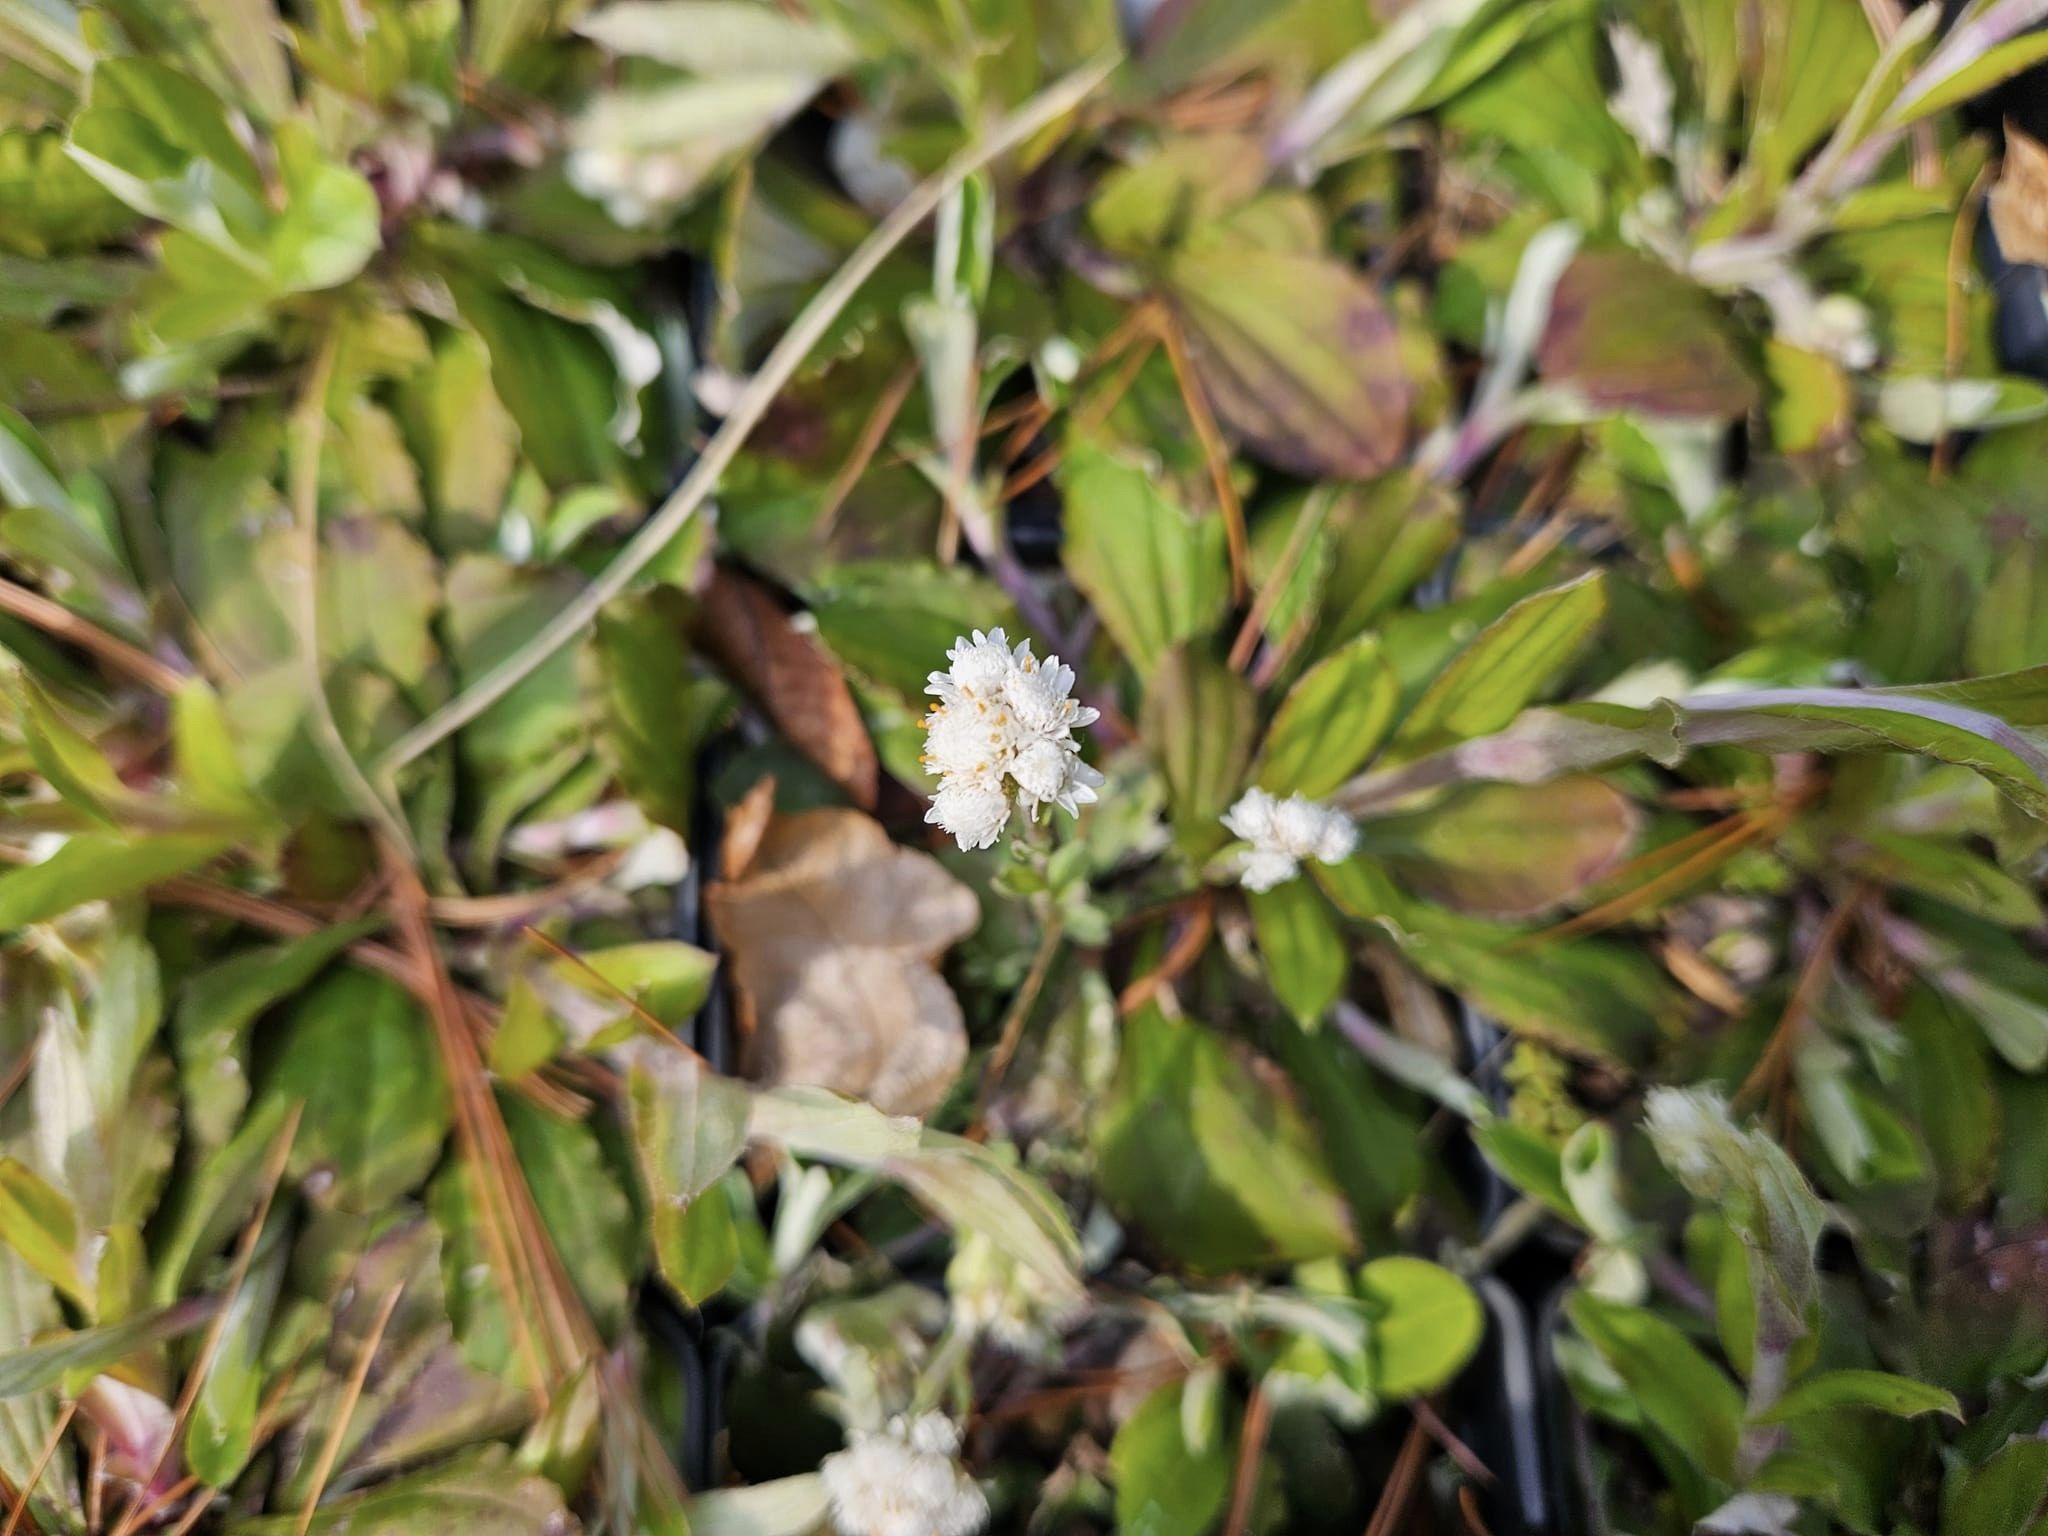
[6,0,2048,1532]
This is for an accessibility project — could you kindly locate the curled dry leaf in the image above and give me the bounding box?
[690,566,879,808]
[706,808,979,1118]
[1991,121,2048,269]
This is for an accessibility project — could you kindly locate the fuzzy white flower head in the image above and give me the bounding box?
[1220,788,1358,892]
[1606,22,1674,159]
[922,629,1099,850]
[821,1413,988,1536]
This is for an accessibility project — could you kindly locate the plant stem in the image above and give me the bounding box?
[977,906,1066,1117]
[374,51,1122,779]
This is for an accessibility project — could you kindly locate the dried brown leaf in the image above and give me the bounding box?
[720,776,778,882]
[706,809,979,1118]
[1991,121,2048,269]
[691,568,879,808]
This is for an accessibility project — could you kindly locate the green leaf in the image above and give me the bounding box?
[1944,1437,2048,1536]
[1308,475,1463,658]
[486,978,563,1083]
[1096,1008,1355,1271]
[551,942,717,1037]
[225,1446,574,1535]
[1754,1369,1960,1425]
[1109,1382,1232,1536]
[594,589,732,834]
[749,1088,1083,1300]
[0,832,230,930]
[1890,29,2048,127]
[1389,572,1606,758]
[1168,238,1411,478]
[1536,249,1758,418]
[1141,646,1256,858]
[1642,1088,1827,1352]
[1367,777,1638,919]
[1359,1256,1483,1398]
[0,1160,83,1308]
[1247,880,1347,1026]
[1256,634,1399,799]
[503,1094,636,1334]
[0,1250,79,1527]
[625,1053,752,1305]
[811,564,1018,707]
[1567,1290,1745,1483]
[1352,668,2048,821]
[260,970,452,1211]
[187,1225,287,1487]
[172,919,380,1151]
[1060,441,1229,675]
[0,1298,214,1400]
[1900,987,1998,1207]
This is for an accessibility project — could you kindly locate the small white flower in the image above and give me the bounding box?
[1220,788,1358,892]
[921,629,1099,849]
[925,778,1012,853]
[1607,23,1674,159]
[821,1413,989,1536]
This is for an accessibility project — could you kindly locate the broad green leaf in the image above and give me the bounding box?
[1473,1119,1574,1218]
[1366,776,1637,918]
[1358,1256,1483,1398]
[153,1096,296,1302]
[0,1298,213,1400]
[486,978,563,1083]
[260,970,451,1211]
[504,1094,636,1334]
[225,1446,573,1535]
[1308,474,1462,658]
[625,1052,752,1304]
[172,919,379,1151]
[1247,880,1347,1026]
[1642,1088,1827,1353]
[1169,238,1411,478]
[1755,1369,1960,1425]
[749,1087,1082,1300]
[1141,646,1255,858]
[1536,249,1758,418]
[4,667,126,821]
[811,564,1018,707]
[1109,1382,1232,1536]
[594,589,733,834]
[1256,634,1399,799]
[0,1159,83,1307]
[0,832,230,930]
[1943,1437,2048,1536]
[1568,1290,1744,1483]
[1900,988,1998,1207]
[1389,572,1606,758]
[551,942,718,1038]
[1061,442,1229,675]
[1395,906,1670,1062]
[1096,1008,1355,1271]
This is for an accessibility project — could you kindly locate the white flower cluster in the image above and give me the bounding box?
[1220,788,1358,892]
[922,629,1102,850]
[821,1413,989,1536]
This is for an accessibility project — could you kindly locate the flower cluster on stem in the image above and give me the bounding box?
[923,629,1102,850]
[1220,787,1358,891]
